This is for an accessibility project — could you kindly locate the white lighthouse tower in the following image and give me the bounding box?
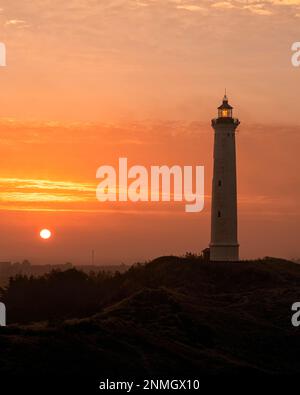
[210,94,240,261]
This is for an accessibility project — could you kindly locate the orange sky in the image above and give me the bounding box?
[0,1,299,264]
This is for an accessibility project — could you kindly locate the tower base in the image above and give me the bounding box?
[209,244,239,262]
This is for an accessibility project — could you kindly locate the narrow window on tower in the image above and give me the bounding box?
[218,180,222,187]
[218,210,221,217]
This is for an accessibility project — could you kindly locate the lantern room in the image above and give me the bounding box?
[218,94,233,118]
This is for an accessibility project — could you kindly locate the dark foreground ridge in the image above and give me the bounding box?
[1,255,300,379]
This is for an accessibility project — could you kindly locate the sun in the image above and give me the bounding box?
[40,229,52,240]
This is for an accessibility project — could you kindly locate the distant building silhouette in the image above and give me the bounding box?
[0,260,129,287]
[209,94,240,261]
[201,248,210,262]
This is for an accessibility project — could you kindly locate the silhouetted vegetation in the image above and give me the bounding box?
[1,255,300,378]
[1,255,300,324]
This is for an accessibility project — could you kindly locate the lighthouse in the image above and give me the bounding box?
[209,94,240,261]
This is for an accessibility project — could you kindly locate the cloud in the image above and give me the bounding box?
[211,0,300,15]
[0,177,95,203]
[176,4,206,12]
[243,4,273,15]
[4,19,30,28]
[0,0,299,125]
[270,0,300,4]
[211,2,236,9]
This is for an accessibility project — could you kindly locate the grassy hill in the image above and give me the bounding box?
[0,255,300,378]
